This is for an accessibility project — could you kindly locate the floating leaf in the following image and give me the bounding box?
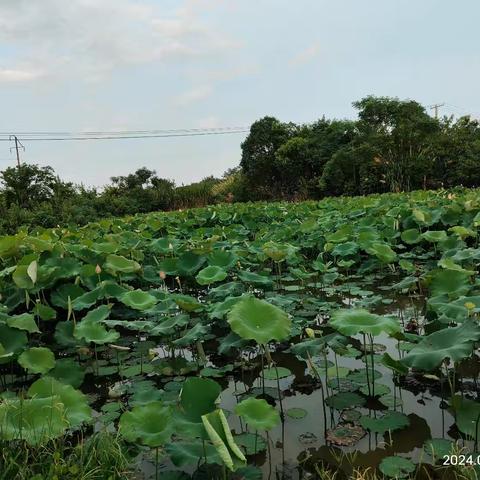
[359,411,409,434]
[330,309,400,337]
[379,456,415,479]
[261,366,292,380]
[326,424,365,446]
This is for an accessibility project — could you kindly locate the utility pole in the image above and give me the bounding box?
[9,135,24,167]
[429,103,445,119]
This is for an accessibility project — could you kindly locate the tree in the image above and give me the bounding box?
[240,117,297,199]
[353,96,439,192]
[0,164,63,209]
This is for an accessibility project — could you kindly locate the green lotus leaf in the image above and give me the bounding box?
[172,294,203,312]
[165,440,221,467]
[325,392,365,410]
[50,283,85,309]
[49,358,86,388]
[451,395,480,439]
[119,401,173,447]
[234,432,267,454]
[261,366,292,380]
[332,242,359,257]
[177,252,206,276]
[6,313,39,333]
[12,265,35,289]
[104,254,141,274]
[422,230,448,243]
[18,347,55,374]
[286,408,307,419]
[359,411,409,434]
[401,228,421,244]
[74,319,120,345]
[0,325,27,360]
[207,250,237,269]
[237,270,273,287]
[173,322,210,347]
[120,289,158,310]
[180,377,221,422]
[379,456,415,478]
[32,303,57,321]
[437,257,475,275]
[201,409,246,472]
[423,438,455,461]
[364,242,397,264]
[71,287,103,310]
[381,353,409,376]
[54,321,79,347]
[28,377,91,427]
[429,269,471,299]
[234,398,280,431]
[196,266,228,286]
[227,296,291,345]
[0,396,67,445]
[262,241,296,262]
[329,309,400,337]
[402,321,480,371]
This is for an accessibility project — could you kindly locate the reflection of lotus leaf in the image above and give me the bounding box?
[227,296,290,345]
[234,432,267,454]
[325,392,365,410]
[261,366,292,380]
[330,309,400,336]
[18,347,55,374]
[119,401,173,447]
[235,398,280,431]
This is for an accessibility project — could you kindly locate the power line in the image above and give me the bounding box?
[0,126,249,140]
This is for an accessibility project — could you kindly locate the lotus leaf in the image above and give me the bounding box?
[196,266,228,285]
[402,321,480,371]
[201,409,246,471]
[120,289,158,310]
[28,377,91,427]
[18,347,55,374]
[234,398,280,431]
[379,456,415,478]
[119,401,173,447]
[359,411,409,434]
[6,313,39,333]
[330,309,400,336]
[104,254,141,274]
[0,396,67,445]
[180,377,221,422]
[227,296,291,345]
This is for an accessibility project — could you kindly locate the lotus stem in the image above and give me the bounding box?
[369,334,375,398]
[362,333,371,397]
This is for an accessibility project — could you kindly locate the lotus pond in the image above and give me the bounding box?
[2,189,480,479]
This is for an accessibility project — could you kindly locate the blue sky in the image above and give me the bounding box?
[0,0,478,187]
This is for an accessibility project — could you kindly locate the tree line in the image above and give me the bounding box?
[1,95,479,233]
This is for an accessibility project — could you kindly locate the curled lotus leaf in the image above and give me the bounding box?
[119,401,173,447]
[104,254,141,274]
[201,409,246,472]
[119,289,158,310]
[234,397,280,431]
[6,313,39,333]
[227,296,291,345]
[196,266,228,286]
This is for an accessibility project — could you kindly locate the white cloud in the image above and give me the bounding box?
[175,85,213,106]
[0,0,237,83]
[0,68,42,83]
[289,43,321,67]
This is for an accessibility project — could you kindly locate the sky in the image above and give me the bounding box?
[0,0,479,187]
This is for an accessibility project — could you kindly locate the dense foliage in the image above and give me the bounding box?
[1,188,480,478]
[1,96,479,235]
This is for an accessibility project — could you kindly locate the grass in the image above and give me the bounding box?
[0,431,134,480]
